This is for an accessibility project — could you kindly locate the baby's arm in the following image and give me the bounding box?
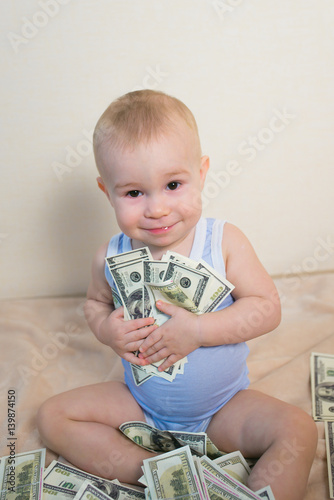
[139,223,281,369]
[196,222,281,345]
[84,243,157,364]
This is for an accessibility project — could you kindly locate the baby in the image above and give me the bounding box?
[37,89,317,500]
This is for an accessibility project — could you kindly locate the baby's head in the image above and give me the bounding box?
[93,89,202,181]
[93,90,209,255]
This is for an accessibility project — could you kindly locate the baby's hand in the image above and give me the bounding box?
[138,301,201,372]
[99,306,157,364]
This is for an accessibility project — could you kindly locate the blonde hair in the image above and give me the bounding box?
[93,90,201,173]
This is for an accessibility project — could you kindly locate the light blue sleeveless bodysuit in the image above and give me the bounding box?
[104,218,250,432]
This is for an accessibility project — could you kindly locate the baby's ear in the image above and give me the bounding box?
[96,177,110,200]
[199,155,210,188]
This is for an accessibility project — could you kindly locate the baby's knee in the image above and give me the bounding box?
[279,405,318,453]
[37,396,66,442]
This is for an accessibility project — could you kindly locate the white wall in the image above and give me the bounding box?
[1,0,334,299]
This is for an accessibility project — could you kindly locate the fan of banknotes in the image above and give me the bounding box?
[0,424,275,500]
[105,247,234,385]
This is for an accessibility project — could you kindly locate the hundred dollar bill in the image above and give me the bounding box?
[161,250,198,269]
[142,262,170,326]
[310,352,334,420]
[109,259,147,320]
[214,451,251,485]
[73,480,111,500]
[43,460,115,495]
[163,261,209,308]
[43,484,76,499]
[255,485,276,499]
[144,280,199,314]
[119,421,183,454]
[130,364,153,386]
[162,251,234,312]
[74,479,145,500]
[106,247,153,270]
[143,261,168,284]
[206,436,225,460]
[199,455,261,500]
[140,357,186,382]
[325,421,334,499]
[195,260,234,313]
[142,446,204,500]
[169,430,207,456]
[120,421,207,456]
[0,448,45,500]
[193,455,243,500]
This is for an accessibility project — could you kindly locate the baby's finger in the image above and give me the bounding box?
[123,351,151,366]
[124,330,157,353]
[157,353,178,372]
[139,346,169,365]
[138,328,162,353]
[128,316,156,331]
[128,323,158,343]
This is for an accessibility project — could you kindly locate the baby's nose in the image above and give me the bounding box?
[145,194,170,218]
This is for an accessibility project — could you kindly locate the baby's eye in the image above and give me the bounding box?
[127,190,142,198]
[167,181,180,191]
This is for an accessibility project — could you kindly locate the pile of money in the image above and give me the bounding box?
[0,434,274,500]
[105,247,234,385]
[310,352,334,498]
[119,420,275,500]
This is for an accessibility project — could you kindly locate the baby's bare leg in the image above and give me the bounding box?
[206,389,317,500]
[37,381,156,484]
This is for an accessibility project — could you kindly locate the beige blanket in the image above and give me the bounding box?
[1,272,333,499]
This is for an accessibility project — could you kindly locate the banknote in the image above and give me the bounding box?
[140,357,186,382]
[43,483,76,499]
[130,364,153,386]
[169,430,207,456]
[206,436,225,460]
[109,259,147,320]
[73,478,145,500]
[119,421,207,457]
[144,280,199,315]
[43,460,115,495]
[195,259,234,313]
[119,421,183,454]
[106,247,153,269]
[193,455,244,500]
[255,485,276,499]
[310,352,334,420]
[142,446,203,500]
[214,450,251,485]
[163,261,209,308]
[73,480,111,500]
[143,260,168,284]
[192,457,210,499]
[0,448,45,500]
[325,421,334,499]
[162,251,234,312]
[199,455,261,499]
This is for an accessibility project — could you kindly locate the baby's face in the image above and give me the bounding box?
[100,124,209,257]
